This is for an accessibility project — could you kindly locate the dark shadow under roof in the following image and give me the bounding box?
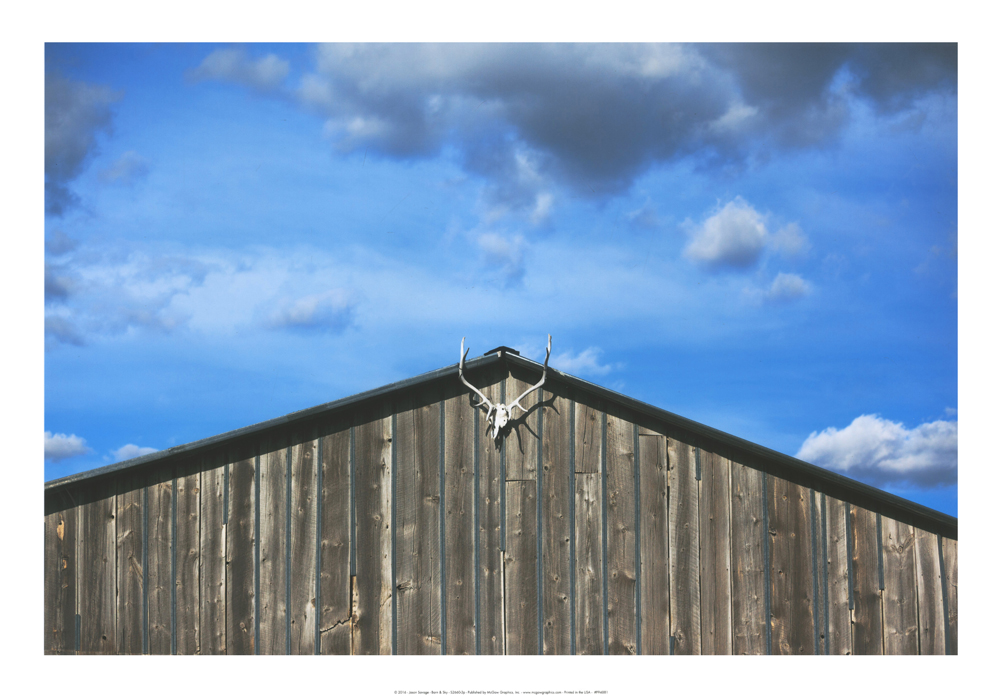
[44,349,957,538]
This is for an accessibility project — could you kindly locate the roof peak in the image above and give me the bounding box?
[483,345,520,356]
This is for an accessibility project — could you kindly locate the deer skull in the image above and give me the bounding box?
[459,335,551,440]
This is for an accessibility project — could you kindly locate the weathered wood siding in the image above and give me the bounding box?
[43,365,958,655]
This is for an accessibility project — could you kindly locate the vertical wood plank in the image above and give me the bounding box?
[44,497,77,654]
[176,459,200,655]
[397,389,442,655]
[148,468,173,655]
[638,434,669,655]
[227,455,256,655]
[574,393,602,474]
[881,517,918,654]
[258,442,288,654]
[768,478,815,655]
[444,388,477,654]
[115,477,144,654]
[319,424,352,655]
[850,505,883,654]
[354,405,393,655]
[605,410,636,655]
[812,491,828,654]
[730,462,767,655]
[699,451,732,655]
[574,472,604,655]
[668,437,700,654]
[914,528,945,655]
[541,385,572,654]
[504,480,538,654]
[78,480,117,654]
[476,365,505,655]
[200,452,227,655]
[505,367,539,481]
[825,497,852,655]
[942,537,958,655]
[290,432,319,655]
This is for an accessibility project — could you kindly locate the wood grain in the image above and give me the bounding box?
[78,479,117,654]
[540,384,572,654]
[44,495,77,654]
[115,476,144,654]
[881,516,918,654]
[148,468,173,655]
[475,364,505,655]
[289,432,318,655]
[200,451,227,655]
[850,505,882,654]
[574,472,604,655]
[730,461,767,655]
[768,478,815,655]
[227,455,256,655]
[505,366,540,481]
[504,480,538,654]
[699,450,732,654]
[943,536,958,655]
[638,434,670,655]
[319,423,352,655]
[604,410,636,655]
[914,527,945,654]
[825,497,852,655]
[176,458,200,654]
[396,388,442,655]
[257,442,288,654]
[668,437,700,654]
[574,392,602,474]
[443,388,477,654]
[354,404,393,655]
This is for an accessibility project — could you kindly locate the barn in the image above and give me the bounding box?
[43,345,958,655]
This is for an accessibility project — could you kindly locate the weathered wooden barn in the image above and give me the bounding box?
[43,347,958,655]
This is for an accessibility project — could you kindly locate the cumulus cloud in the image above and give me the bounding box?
[552,347,615,377]
[45,431,90,461]
[771,223,808,257]
[45,73,121,216]
[99,150,150,185]
[190,48,290,91]
[765,272,810,303]
[112,444,158,462]
[685,197,770,269]
[478,232,526,287]
[269,289,356,332]
[796,414,957,488]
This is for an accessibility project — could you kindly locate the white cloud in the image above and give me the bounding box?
[99,150,150,185]
[771,222,808,257]
[478,233,526,287]
[45,431,90,461]
[684,197,770,269]
[796,414,957,487]
[552,347,615,377]
[112,444,158,462]
[269,289,356,332]
[765,272,810,303]
[190,49,290,91]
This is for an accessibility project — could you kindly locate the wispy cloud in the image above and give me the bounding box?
[796,414,957,488]
[764,272,810,303]
[552,347,616,377]
[189,48,290,92]
[268,289,356,332]
[112,444,158,462]
[478,232,526,287]
[99,150,150,185]
[45,431,90,461]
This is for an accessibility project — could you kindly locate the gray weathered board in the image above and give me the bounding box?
[43,366,957,655]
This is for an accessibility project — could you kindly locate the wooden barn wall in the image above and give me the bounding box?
[43,365,958,655]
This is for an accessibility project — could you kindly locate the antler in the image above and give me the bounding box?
[506,334,551,415]
[459,337,492,410]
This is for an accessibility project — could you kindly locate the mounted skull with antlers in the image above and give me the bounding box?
[459,335,552,440]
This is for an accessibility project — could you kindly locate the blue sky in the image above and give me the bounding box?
[43,42,958,515]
